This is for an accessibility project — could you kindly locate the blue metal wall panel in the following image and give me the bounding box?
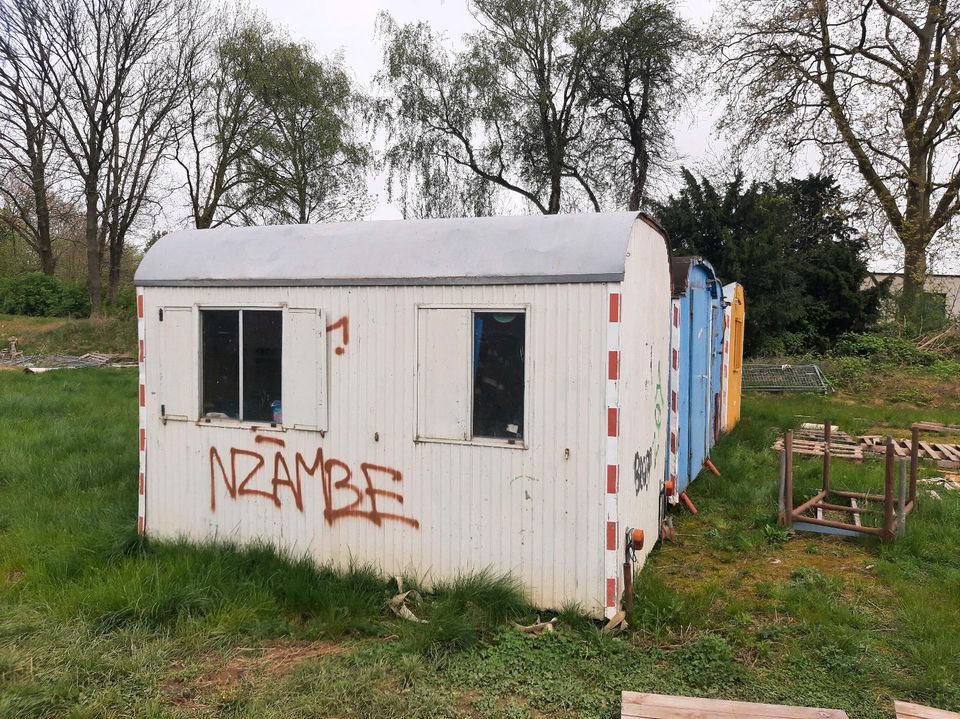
[709,288,724,447]
[671,261,725,494]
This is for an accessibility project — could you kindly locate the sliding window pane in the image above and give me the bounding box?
[201,310,239,418]
[472,312,525,440]
[243,310,283,422]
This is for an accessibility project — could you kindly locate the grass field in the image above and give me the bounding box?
[0,314,137,357]
[1,369,958,718]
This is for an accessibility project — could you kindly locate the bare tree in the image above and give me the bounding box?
[711,0,960,316]
[0,0,60,274]
[377,0,610,217]
[100,3,203,303]
[43,0,200,314]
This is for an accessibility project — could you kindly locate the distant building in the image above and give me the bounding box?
[869,273,960,321]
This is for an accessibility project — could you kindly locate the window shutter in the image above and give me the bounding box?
[283,308,326,431]
[417,308,471,440]
[156,306,195,420]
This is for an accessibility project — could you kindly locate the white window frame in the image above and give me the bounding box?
[415,303,530,449]
[195,302,288,430]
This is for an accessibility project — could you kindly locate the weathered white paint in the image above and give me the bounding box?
[137,290,146,535]
[138,215,671,617]
[416,308,473,442]
[616,219,673,565]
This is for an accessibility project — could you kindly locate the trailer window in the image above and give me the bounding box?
[201,309,282,422]
[472,312,525,440]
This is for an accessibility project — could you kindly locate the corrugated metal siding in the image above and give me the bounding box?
[668,263,725,494]
[615,221,672,573]
[142,283,610,615]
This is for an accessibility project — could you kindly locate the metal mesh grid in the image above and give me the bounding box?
[742,363,829,393]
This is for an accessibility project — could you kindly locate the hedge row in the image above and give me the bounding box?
[0,272,91,318]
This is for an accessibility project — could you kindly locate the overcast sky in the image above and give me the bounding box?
[237,0,957,273]
[249,0,721,220]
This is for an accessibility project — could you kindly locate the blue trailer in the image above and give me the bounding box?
[665,257,725,501]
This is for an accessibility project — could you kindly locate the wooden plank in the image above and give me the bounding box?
[621,692,848,719]
[894,700,960,719]
[913,422,947,432]
[919,442,942,460]
[851,498,862,527]
[935,444,960,461]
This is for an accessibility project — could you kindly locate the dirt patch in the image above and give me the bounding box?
[161,639,349,711]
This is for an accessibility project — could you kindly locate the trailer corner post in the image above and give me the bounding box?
[822,418,832,494]
[883,438,895,542]
[909,425,919,506]
[784,430,794,528]
[897,457,907,537]
[778,448,787,526]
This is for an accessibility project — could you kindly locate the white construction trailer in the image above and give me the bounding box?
[133,212,672,618]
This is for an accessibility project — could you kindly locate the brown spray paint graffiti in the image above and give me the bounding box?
[208,435,419,529]
[326,316,349,355]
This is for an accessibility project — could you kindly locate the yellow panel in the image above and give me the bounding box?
[726,284,745,430]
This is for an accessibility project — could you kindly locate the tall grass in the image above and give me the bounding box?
[3,370,960,716]
[0,313,136,356]
[0,369,536,717]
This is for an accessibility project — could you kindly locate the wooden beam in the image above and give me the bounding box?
[621,692,849,719]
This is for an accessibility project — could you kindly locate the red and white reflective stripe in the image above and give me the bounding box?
[667,298,681,503]
[604,286,621,617]
[137,289,146,535]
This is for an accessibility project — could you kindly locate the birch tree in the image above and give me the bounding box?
[377,0,609,217]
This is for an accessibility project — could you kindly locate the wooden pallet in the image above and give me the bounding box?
[773,437,863,460]
[894,700,960,719]
[622,692,848,719]
[860,437,960,465]
[772,428,960,468]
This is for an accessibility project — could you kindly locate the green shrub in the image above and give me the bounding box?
[756,332,811,358]
[829,332,960,386]
[52,280,92,317]
[0,273,90,318]
[824,356,871,391]
[103,285,137,320]
[832,332,929,365]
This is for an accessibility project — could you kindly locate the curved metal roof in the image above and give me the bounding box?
[670,256,721,298]
[135,212,649,288]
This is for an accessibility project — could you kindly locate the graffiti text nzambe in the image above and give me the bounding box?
[208,435,419,528]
